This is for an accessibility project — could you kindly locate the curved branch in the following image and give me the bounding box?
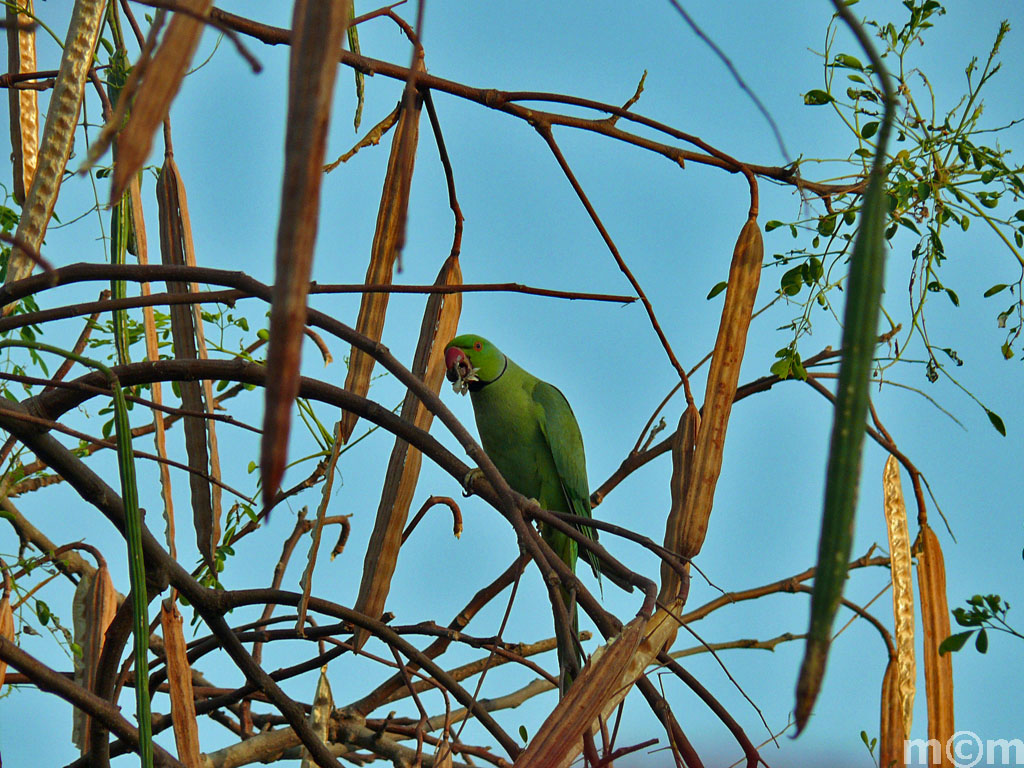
[0,637,183,767]
[207,7,859,198]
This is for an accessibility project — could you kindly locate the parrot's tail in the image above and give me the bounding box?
[556,584,582,696]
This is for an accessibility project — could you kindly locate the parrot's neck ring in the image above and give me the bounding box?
[468,355,508,392]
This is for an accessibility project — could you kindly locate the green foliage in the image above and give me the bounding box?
[940,593,1021,655]
[860,729,878,761]
[770,346,808,380]
[766,1,1022,427]
[194,502,259,588]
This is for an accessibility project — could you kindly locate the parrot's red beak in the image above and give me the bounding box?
[445,346,468,382]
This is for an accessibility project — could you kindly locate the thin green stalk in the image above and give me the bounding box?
[108,8,133,366]
[0,339,153,767]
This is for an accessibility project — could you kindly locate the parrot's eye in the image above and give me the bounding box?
[473,341,482,351]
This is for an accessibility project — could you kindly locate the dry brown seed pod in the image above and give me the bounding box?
[680,216,763,557]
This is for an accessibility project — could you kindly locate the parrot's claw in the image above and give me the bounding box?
[462,467,485,497]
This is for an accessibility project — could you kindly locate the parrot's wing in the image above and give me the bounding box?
[532,380,602,580]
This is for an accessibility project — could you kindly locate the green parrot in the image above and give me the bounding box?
[444,333,600,691]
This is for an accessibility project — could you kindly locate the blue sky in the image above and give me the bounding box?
[1,1,1022,765]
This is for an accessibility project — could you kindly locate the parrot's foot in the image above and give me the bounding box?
[461,467,485,497]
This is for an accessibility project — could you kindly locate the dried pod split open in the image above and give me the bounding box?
[7,0,39,204]
[161,600,201,766]
[883,455,915,737]
[4,0,106,293]
[109,0,215,201]
[71,563,117,752]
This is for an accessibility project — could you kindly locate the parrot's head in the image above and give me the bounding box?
[444,334,504,395]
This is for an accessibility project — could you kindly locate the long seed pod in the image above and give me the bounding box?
[4,0,107,293]
[659,403,699,604]
[71,559,117,752]
[108,0,216,201]
[6,0,38,204]
[353,254,461,646]
[160,600,201,767]
[680,216,763,557]
[338,63,425,444]
[918,523,955,766]
[157,153,216,568]
[795,2,896,733]
[882,455,915,737]
[878,657,906,768]
[129,167,176,557]
[261,0,351,506]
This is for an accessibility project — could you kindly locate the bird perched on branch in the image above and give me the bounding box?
[444,333,601,693]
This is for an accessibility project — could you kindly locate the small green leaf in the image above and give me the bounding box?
[900,217,921,235]
[833,53,863,69]
[984,284,1008,298]
[939,630,974,655]
[706,281,727,300]
[765,220,784,231]
[803,89,834,106]
[985,409,1006,436]
[975,628,989,654]
[860,121,879,139]
[945,288,959,307]
[770,358,791,379]
[817,214,838,236]
[36,599,51,626]
[780,266,805,296]
[519,725,529,742]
